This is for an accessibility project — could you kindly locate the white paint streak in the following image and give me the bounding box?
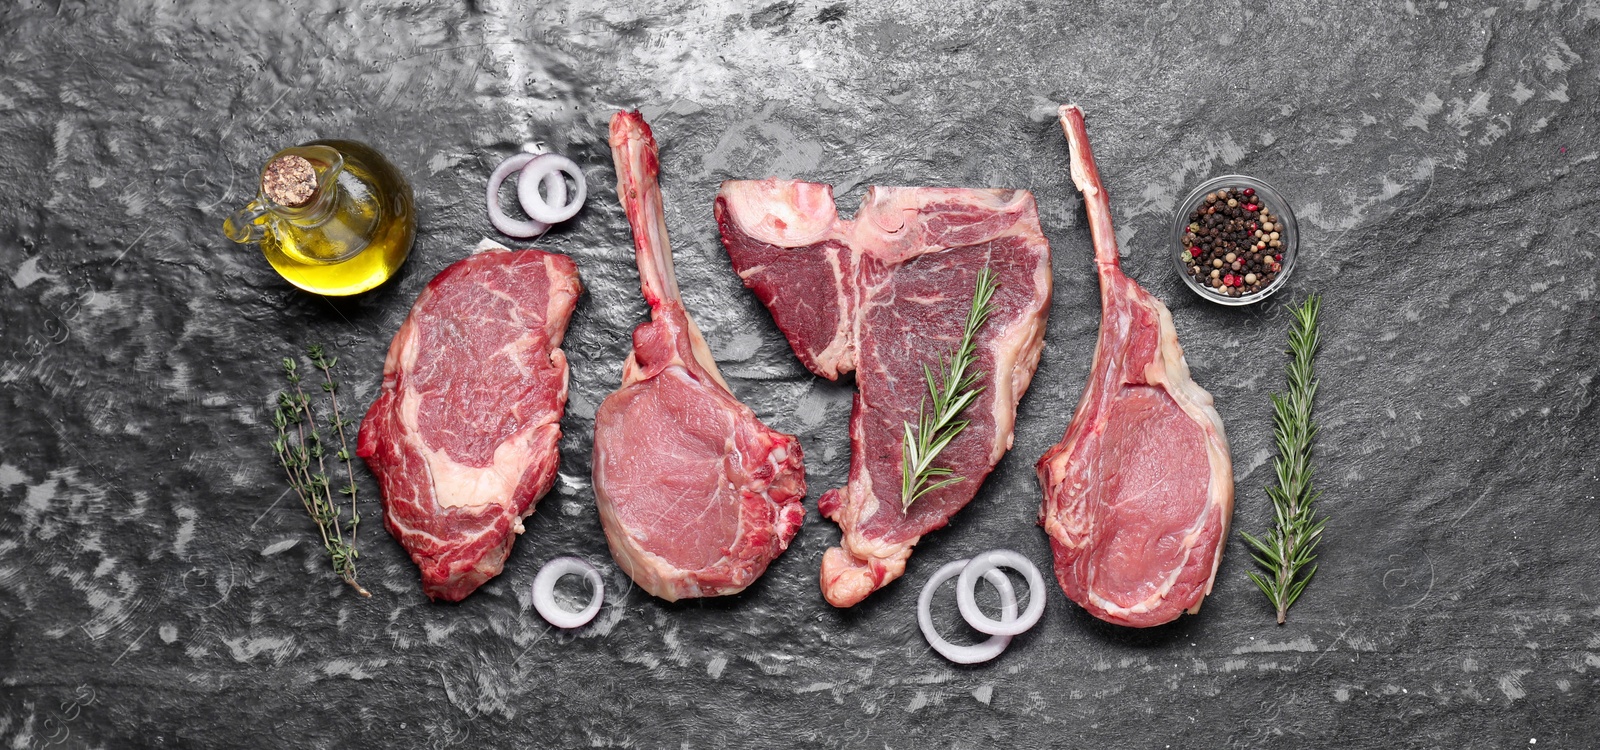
[1498,670,1529,700]
[1404,92,1445,131]
[11,257,56,289]
[325,658,386,680]
[1232,636,1316,654]
[0,463,27,488]
[260,538,299,556]
[173,505,197,558]
[222,634,299,663]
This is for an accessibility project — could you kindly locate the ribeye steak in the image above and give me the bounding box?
[1036,105,1234,627]
[359,240,581,602]
[716,179,1052,607]
[592,111,806,601]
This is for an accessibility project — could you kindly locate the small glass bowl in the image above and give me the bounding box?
[1171,175,1298,307]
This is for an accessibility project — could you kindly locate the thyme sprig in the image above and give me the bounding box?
[900,267,1000,512]
[1240,294,1324,623]
[271,344,369,597]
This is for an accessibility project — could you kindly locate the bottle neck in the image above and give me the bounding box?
[274,180,339,227]
[263,146,346,227]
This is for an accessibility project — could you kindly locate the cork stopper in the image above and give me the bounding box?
[262,154,318,207]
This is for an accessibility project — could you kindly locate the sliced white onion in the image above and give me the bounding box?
[519,154,568,222]
[918,559,1017,664]
[517,153,586,225]
[487,152,550,238]
[532,556,603,629]
[957,549,1045,637]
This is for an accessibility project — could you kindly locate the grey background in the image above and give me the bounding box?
[2,1,1597,747]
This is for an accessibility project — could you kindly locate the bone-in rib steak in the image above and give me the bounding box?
[359,240,581,601]
[1036,105,1235,627]
[592,111,806,601]
[716,180,1052,607]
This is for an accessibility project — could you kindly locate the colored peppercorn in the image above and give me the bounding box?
[1179,186,1286,298]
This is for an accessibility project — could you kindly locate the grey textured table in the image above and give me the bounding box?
[2,2,1597,748]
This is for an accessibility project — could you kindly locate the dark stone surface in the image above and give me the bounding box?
[2,1,1597,747]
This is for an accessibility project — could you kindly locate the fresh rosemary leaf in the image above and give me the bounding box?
[1242,294,1324,624]
[899,267,1000,512]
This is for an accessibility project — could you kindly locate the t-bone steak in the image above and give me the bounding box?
[1036,105,1235,627]
[716,179,1052,607]
[591,111,806,601]
[359,239,582,602]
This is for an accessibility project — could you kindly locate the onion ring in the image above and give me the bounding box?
[532,556,603,629]
[487,152,552,238]
[515,153,568,223]
[516,153,586,225]
[917,559,1017,664]
[956,549,1045,637]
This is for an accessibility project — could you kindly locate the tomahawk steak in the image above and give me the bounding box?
[1036,105,1235,628]
[716,180,1052,607]
[592,111,806,601]
[359,240,582,602]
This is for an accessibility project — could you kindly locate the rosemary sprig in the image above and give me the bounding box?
[900,267,1000,512]
[1241,294,1324,623]
[271,344,369,597]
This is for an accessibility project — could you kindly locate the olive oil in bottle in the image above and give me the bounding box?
[224,140,415,296]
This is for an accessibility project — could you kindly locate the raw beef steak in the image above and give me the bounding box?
[716,179,1052,607]
[1037,105,1234,627]
[358,240,581,602]
[592,111,806,601]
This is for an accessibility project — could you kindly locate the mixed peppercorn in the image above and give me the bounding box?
[1181,187,1285,298]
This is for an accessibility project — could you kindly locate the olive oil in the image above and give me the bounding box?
[225,140,415,296]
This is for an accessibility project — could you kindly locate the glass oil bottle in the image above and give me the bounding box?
[224,140,415,296]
